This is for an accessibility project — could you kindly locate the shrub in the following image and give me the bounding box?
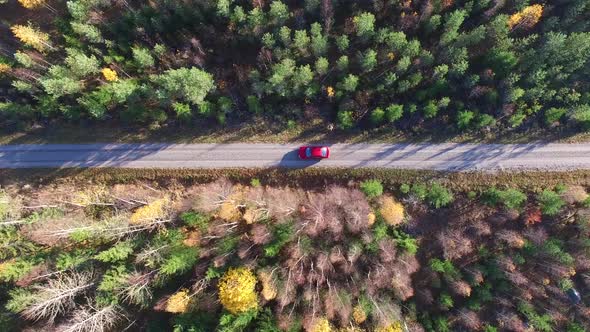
[379,196,404,226]
[360,179,383,198]
[440,293,454,310]
[457,111,474,130]
[311,318,332,332]
[375,322,403,332]
[165,289,191,313]
[94,241,134,262]
[410,183,428,200]
[545,107,566,125]
[218,267,258,314]
[180,211,209,231]
[246,96,263,114]
[264,221,294,257]
[423,102,439,119]
[370,107,385,125]
[537,190,565,216]
[426,183,454,208]
[130,198,170,224]
[337,110,354,129]
[385,104,403,123]
[172,102,192,122]
[483,187,527,210]
[399,184,410,194]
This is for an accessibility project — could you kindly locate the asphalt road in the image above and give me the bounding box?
[0,143,589,171]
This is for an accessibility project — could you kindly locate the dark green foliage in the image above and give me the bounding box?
[97,265,129,304]
[456,111,474,130]
[566,323,586,332]
[247,95,263,114]
[337,110,354,130]
[0,228,37,260]
[181,211,209,231]
[439,292,453,310]
[429,258,460,280]
[517,302,553,332]
[94,241,135,262]
[217,235,240,255]
[218,309,258,332]
[55,249,94,270]
[423,102,438,119]
[0,258,37,282]
[264,221,294,257]
[159,245,199,277]
[173,312,217,332]
[1,177,590,331]
[537,239,574,265]
[392,229,419,254]
[482,187,527,210]
[544,107,566,125]
[0,0,588,140]
[172,102,192,122]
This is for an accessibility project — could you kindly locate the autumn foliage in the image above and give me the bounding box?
[1,179,589,331]
[17,0,46,9]
[11,25,51,52]
[508,4,544,30]
[101,68,118,81]
[130,197,169,224]
[379,196,405,226]
[217,267,258,314]
[165,289,191,313]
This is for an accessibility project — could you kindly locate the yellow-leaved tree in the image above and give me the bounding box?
[11,25,52,52]
[165,289,191,313]
[508,4,543,30]
[310,318,333,332]
[379,196,405,226]
[102,68,118,81]
[130,197,170,225]
[0,63,10,75]
[375,322,403,332]
[17,0,46,9]
[218,267,258,314]
[352,305,367,324]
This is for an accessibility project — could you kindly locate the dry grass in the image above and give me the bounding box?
[1,119,589,145]
[2,167,590,194]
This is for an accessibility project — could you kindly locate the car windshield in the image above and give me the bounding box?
[321,147,327,157]
[305,148,312,157]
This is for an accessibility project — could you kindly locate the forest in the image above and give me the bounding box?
[1,175,590,331]
[1,0,590,139]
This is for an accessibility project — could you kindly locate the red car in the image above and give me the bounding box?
[298,146,330,159]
